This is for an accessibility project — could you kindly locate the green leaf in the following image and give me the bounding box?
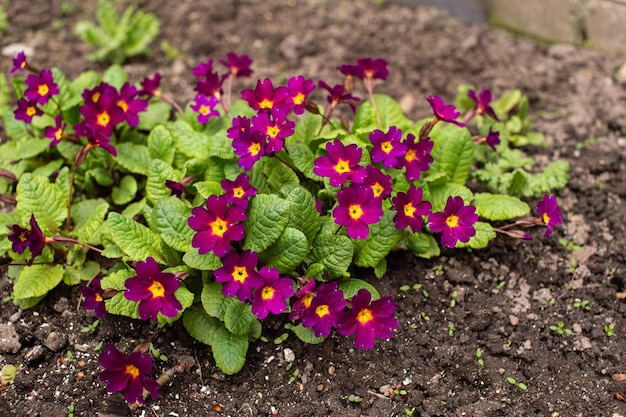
[338,278,380,300]
[428,123,473,184]
[493,89,522,115]
[291,324,325,344]
[101,267,135,291]
[427,183,474,213]
[259,227,308,273]
[456,222,496,249]
[74,202,109,244]
[307,234,353,279]
[138,102,172,131]
[124,10,160,57]
[353,94,412,132]
[285,143,322,180]
[373,258,387,279]
[284,186,322,246]
[158,284,194,324]
[16,173,67,234]
[115,143,151,175]
[224,301,257,335]
[63,261,101,286]
[526,160,570,198]
[353,211,403,269]
[243,194,290,253]
[148,124,176,165]
[288,113,322,146]
[473,193,530,221]
[14,264,65,300]
[212,326,248,375]
[201,282,233,321]
[183,306,222,346]
[146,159,179,204]
[263,158,299,192]
[182,249,221,271]
[105,292,140,319]
[407,232,440,259]
[150,197,194,252]
[112,175,137,205]
[102,64,128,89]
[193,181,223,199]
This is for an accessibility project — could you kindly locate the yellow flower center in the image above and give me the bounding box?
[542,213,550,225]
[405,149,416,163]
[381,141,393,154]
[249,142,261,156]
[261,286,275,300]
[349,204,364,221]
[232,187,245,198]
[97,111,110,127]
[293,92,305,105]
[117,100,129,112]
[199,105,211,116]
[148,280,165,298]
[125,364,140,379]
[54,128,63,140]
[302,292,314,309]
[92,92,101,103]
[371,182,384,198]
[356,308,373,325]
[26,106,37,117]
[38,83,49,96]
[334,159,351,174]
[267,125,280,138]
[403,203,416,218]
[445,215,460,228]
[259,99,273,109]
[232,266,248,283]
[315,304,330,318]
[95,293,103,302]
[209,217,228,237]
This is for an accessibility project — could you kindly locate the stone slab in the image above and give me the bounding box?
[584,0,626,52]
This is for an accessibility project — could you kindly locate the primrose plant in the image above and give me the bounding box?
[0,51,565,406]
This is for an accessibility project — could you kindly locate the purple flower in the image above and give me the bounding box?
[401,134,434,181]
[214,250,262,302]
[219,52,253,78]
[24,69,59,105]
[124,257,183,322]
[391,185,432,232]
[336,289,398,350]
[188,195,247,257]
[195,71,225,98]
[82,277,107,318]
[14,98,42,124]
[251,266,294,320]
[165,180,185,198]
[227,116,251,140]
[485,127,501,152]
[318,80,360,112]
[232,127,266,171]
[287,76,315,114]
[73,122,117,156]
[536,194,562,237]
[301,282,346,338]
[468,88,499,121]
[313,140,366,187]
[192,58,215,78]
[221,173,257,209]
[369,126,407,169]
[333,185,384,240]
[138,73,161,98]
[357,57,389,81]
[428,196,479,248]
[7,213,46,265]
[337,63,363,78]
[99,344,160,405]
[191,94,220,124]
[289,279,317,321]
[80,82,125,136]
[116,83,148,127]
[44,114,66,147]
[425,95,465,127]
[363,165,392,200]
[11,51,27,74]
[252,107,294,154]
[241,78,289,112]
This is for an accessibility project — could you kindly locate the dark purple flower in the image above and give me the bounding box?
[401,134,434,181]
[391,185,432,232]
[44,114,66,147]
[99,344,160,405]
[11,51,27,74]
[188,195,247,257]
[536,194,562,237]
[318,80,360,112]
[73,122,117,156]
[195,71,226,98]
[14,98,42,124]
[301,282,346,338]
[191,94,220,124]
[251,266,294,320]
[241,78,289,112]
[219,52,253,78]
[7,213,46,265]
[138,73,161,98]
[232,127,266,171]
[428,196,479,248]
[333,185,384,240]
[363,165,392,200]
[338,63,363,78]
[221,173,257,209]
[82,277,107,318]
[289,279,317,321]
[286,76,315,114]
[80,83,125,136]
[425,95,465,127]
[116,83,148,127]
[485,127,501,152]
[165,180,185,198]
[227,116,251,140]
[214,250,262,302]
[336,289,398,350]
[468,88,499,121]
[24,69,59,105]
[357,57,389,81]
[192,58,215,78]
[124,257,183,322]
[369,126,407,169]
[313,140,366,187]
[251,107,294,154]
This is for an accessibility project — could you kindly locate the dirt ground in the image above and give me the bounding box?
[1,0,626,416]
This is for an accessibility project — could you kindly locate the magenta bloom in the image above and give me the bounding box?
[357,57,389,81]
[336,289,398,350]
[192,58,215,78]
[428,196,479,248]
[536,194,562,237]
[14,98,42,124]
[221,173,257,208]
[24,69,59,105]
[80,83,125,136]
[391,185,432,232]
[11,51,27,74]
[219,52,253,78]
[116,83,148,127]
[338,63,362,78]
[232,128,266,171]
[214,250,262,302]
[363,165,392,200]
[425,95,465,127]
[313,140,366,187]
[191,94,220,124]
[7,213,46,265]
[301,282,346,338]
[165,180,185,198]
[318,80,360,112]
[99,344,160,405]
[241,78,289,112]
[124,257,182,322]
[286,76,315,114]
[195,71,225,98]
[485,127,501,152]
[369,126,407,169]
[289,279,317,321]
[227,116,251,140]
[251,107,294,154]
[73,122,117,156]
[82,277,107,319]
[44,114,66,147]
[468,88,499,121]
[401,134,434,181]
[138,73,161,98]
[251,266,294,320]
[333,185,384,240]
[188,195,247,257]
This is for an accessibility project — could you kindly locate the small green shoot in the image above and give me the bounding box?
[506,376,527,390]
[394,388,407,396]
[405,407,417,417]
[496,280,506,290]
[1,364,18,384]
[573,299,591,311]
[576,136,603,150]
[80,319,100,333]
[149,343,168,362]
[345,394,363,403]
[420,311,430,321]
[549,321,572,336]
[476,348,484,366]
[67,403,75,417]
[448,322,455,336]
[274,333,289,344]
[450,290,458,308]
[604,323,616,337]
[288,368,299,384]
[569,258,577,274]
[65,350,74,363]
[558,238,581,252]
[434,264,444,276]
[400,283,428,298]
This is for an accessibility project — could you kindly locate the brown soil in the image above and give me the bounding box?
[1,0,626,416]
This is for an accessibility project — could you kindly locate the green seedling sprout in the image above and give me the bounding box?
[549,321,572,336]
[573,299,590,311]
[506,376,527,390]
[476,348,484,366]
[605,323,616,337]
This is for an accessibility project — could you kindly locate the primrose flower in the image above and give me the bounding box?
[428,196,478,248]
[337,63,362,79]
[251,107,295,154]
[301,282,346,338]
[221,173,257,208]
[73,122,117,156]
[24,69,59,105]
[116,83,148,127]
[98,344,160,405]
[7,213,47,265]
[318,80,360,112]
[363,165,393,200]
[195,71,225,99]
[191,94,220,124]
[336,289,398,350]
[219,52,253,78]
[333,185,384,240]
[124,257,182,322]
[313,140,367,187]
[357,57,389,81]
[192,58,215,78]
[401,134,434,181]
[11,51,27,74]
[44,114,66,147]
[391,185,432,232]
[289,279,317,321]
[232,127,266,171]
[485,127,501,152]
[165,180,185,198]
[425,95,465,127]
[369,126,407,169]
[251,266,294,320]
[241,78,289,112]
[287,76,315,114]
[14,98,42,124]
[138,73,162,98]
[214,250,262,302]
[536,194,562,237]
[188,195,247,257]
[468,88,499,121]
[81,277,107,319]
[80,83,125,136]
[227,116,251,140]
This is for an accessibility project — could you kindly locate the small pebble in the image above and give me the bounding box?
[283,348,295,363]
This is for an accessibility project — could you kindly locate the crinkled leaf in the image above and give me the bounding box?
[353,211,402,269]
[288,113,322,147]
[373,258,387,279]
[112,175,137,205]
[16,173,67,234]
[286,142,322,180]
[338,278,380,300]
[193,181,223,199]
[14,264,65,300]
[115,143,150,175]
[150,197,194,252]
[493,89,522,115]
[148,124,176,165]
[74,202,109,245]
[525,160,570,198]
[428,123,473,185]
[105,293,140,319]
[212,326,248,375]
[473,193,530,221]
[201,282,233,321]
[259,227,308,273]
[63,261,101,286]
[353,93,412,132]
[183,248,221,271]
[285,186,322,245]
[183,306,221,346]
[306,234,353,279]
[101,267,135,291]
[407,232,440,259]
[263,158,299,192]
[456,221,496,249]
[138,102,172,131]
[102,64,128,89]
[427,182,474,213]
[291,324,325,344]
[146,159,179,204]
[224,301,257,335]
[243,194,290,253]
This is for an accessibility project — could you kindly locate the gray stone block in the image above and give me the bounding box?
[584,0,626,52]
